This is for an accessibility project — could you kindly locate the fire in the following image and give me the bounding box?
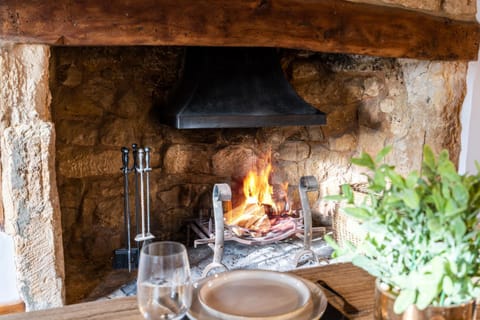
[224,156,291,237]
[243,163,276,210]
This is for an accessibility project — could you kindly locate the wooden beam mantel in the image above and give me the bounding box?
[1,0,479,61]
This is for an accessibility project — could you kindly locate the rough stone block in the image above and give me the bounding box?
[291,60,320,81]
[277,141,310,162]
[212,145,258,179]
[323,103,358,137]
[56,119,99,146]
[363,77,382,97]
[442,0,476,18]
[163,144,212,174]
[158,184,199,210]
[58,179,84,209]
[115,89,143,118]
[57,147,120,178]
[52,88,104,119]
[81,78,115,110]
[98,118,136,147]
[329,133,357,152]
[306,126,325,142]
[383,0,440,11]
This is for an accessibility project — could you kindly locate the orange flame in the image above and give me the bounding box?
[224,154,291,236]
[243,163,276,211]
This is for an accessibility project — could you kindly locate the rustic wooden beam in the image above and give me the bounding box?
[0,0,479,60]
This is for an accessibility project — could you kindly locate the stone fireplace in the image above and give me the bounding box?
[49,45,469,304]
[0,0,478,312]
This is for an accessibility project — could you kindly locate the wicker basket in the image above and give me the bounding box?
[332,183,368,248]
[332,208,364,248]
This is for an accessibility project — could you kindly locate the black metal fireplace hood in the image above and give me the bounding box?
[160,47,326,129]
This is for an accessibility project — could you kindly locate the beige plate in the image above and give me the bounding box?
[187,270,327,320]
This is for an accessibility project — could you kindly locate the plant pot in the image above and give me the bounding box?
[374,280,477,320]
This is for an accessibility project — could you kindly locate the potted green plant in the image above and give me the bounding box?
[326,145,480,319]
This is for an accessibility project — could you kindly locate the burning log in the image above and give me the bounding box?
[225,203,271,236]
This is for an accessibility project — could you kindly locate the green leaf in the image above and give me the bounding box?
[394,288,416,314]
[437,150,451,168]
[438,160,460,183]
[403,189,420,210]
[352,152,376,170]
[324,234,340,251]
[405,171,419,189]
[451,217,466,241]
[375,146,392,163]
[387,170,405,189]
[372,170,387,191]
[431,188,446,213]
[423,145,436,171]
[427,218,441,233]
[416,277,438,310]
[444,199,460,217]
[341,184,354,203]
[451,184,468,207]
[323,194,347,201]
[343,207,371,220]
[352,255,382,278]
[442,275,454,295]
[324,184,355,203]
[415,257,445,309]
[429,256,446,278]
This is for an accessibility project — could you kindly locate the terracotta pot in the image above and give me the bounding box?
[374,280,477,320]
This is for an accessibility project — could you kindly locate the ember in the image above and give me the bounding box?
[224,155,296,237]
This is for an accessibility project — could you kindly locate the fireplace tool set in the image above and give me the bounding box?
[189,176,325,277]
[114,143,155,271]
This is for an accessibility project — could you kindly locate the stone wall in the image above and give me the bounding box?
[348,0,476,20]
[0,44,64,310]
[50,46,467,302]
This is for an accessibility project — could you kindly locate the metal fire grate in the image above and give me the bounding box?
[188,176,327,277]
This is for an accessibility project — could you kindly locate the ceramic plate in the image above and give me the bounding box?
[187,270,327,320]
[198,270,312,320]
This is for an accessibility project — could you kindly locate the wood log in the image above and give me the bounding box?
[0,0,478,60]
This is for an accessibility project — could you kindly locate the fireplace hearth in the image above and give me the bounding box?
[94,237,333,302]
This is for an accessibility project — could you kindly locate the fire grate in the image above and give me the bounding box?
[188,176,330,277]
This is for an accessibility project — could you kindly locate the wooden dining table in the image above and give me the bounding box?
[0,263,376,320]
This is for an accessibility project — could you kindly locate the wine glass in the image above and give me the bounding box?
[137,241,192,320]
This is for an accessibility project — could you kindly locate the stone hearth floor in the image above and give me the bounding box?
[88,237,333,301]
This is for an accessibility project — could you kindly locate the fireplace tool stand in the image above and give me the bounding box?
[114,144,155,271]
[195,176,324,277]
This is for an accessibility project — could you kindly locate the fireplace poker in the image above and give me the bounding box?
[121,147,133,271]
[144,147,153,237]
[113,146,138,271]
[131,144,140,249]
[134,148,155,243]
